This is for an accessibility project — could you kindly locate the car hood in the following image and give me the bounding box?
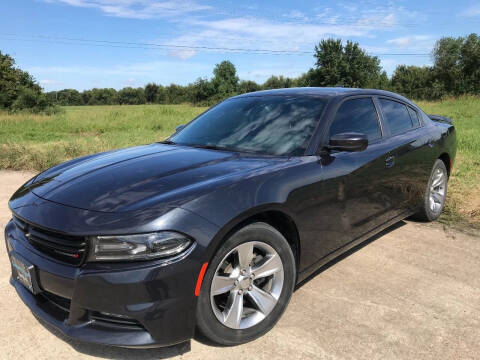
[11,143,274,213]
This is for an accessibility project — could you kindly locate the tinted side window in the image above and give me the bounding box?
[379,99,413,136]
[407,106,420,127]
[328,98,381,141]
[419,109,433,125]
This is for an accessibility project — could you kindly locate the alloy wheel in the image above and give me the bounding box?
[210,241,284,329]
[429,167,447,214]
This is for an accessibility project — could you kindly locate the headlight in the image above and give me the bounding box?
[87,231,193,262]
[5,234,13,253]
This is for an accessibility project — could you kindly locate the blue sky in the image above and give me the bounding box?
[1,0,479,91]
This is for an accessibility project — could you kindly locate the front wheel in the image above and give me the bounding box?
[195,222,296,346]
[414,159,448,221]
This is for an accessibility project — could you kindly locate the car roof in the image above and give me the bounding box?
[232,87,413,105]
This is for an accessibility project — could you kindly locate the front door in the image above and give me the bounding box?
[316,96,400,253]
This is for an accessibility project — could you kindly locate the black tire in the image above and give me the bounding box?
[413,159,448,221]
[195,222,296,346]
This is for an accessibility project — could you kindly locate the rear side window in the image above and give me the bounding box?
[407,107,420,127]
[379,99,413,136]
[419,110,433,125]
[328,98,381,141]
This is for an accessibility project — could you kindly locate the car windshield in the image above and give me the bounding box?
[170,95,328,156]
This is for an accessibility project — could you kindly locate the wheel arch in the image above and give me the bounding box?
[207,206,301,277]
[438,152,451,177]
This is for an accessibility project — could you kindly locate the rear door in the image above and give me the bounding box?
[376,97,433,213]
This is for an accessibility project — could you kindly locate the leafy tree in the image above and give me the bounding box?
[293,72,313,87]
[391,66,431,99]
[238,80,261,94]
[88,88,118,105]
[47,89,83,105]
[0,50,52,112]
[118,87,145,105]
[263,75,294,89]
[432,33,480,96]
[145,83,159,103]
[433,36,463,95]
[307,39,382,88]
[192,78,215,104]
[458,33,480,93]
[12,88,47,111]
[155,85,166,103]
[212,60,239,100]
[374,71,392,91]
[164,84,186,104]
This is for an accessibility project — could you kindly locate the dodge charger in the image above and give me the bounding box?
[5,88,456,347]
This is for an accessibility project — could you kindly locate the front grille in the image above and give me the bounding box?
[13,216,87,266]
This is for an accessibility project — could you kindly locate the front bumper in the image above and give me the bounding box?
[5,219,208,348]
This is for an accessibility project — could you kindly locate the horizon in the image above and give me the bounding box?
[1,0,479,92]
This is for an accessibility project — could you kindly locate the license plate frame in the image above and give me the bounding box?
[10,254,41,294]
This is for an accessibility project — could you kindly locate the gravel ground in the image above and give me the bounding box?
[0,170,479,360]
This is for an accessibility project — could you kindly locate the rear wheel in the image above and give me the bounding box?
[195,222,295,346]
[414,159,448,221]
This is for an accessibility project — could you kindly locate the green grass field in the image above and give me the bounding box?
[1,97,479,227]
[0,104,207,171]
[417,96,480,227]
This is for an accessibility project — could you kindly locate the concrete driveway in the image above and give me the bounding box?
[0,170,479,360]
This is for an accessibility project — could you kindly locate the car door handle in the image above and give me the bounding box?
[385,155,395,168]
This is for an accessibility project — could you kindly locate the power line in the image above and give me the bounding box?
[0,33,431,57]
[0,35,312,56]
[1,33,312,54]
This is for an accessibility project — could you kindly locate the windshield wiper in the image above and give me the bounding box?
[158,140,176,145]
[189,144,231,152]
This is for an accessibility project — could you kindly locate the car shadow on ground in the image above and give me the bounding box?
[34,220,407,359]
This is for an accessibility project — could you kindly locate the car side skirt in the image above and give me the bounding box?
[296,209,416,285]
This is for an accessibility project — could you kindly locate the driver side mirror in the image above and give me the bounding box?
[327,132,368,152]
[175,124,185,132]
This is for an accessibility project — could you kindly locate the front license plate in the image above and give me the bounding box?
[10,255,39,294]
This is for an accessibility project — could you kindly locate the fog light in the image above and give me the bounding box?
[98,311,131,319]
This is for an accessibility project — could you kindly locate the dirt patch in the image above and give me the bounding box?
[461,187,480,221]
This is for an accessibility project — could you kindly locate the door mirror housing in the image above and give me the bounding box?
[327,132,368,152]
[176,124,185,132]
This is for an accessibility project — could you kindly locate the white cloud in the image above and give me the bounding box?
[45,0,211,19]
[44,0,420,62]
[161,9,407,60]
[165,48,197,60]
[30,60,208,77]
[387,35,434,49]
[162,16,385,60]
[28,60,213,90]
[39,79,64,86]
[283,10,309,21]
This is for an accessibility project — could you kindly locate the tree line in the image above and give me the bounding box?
[1,33,479,113]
